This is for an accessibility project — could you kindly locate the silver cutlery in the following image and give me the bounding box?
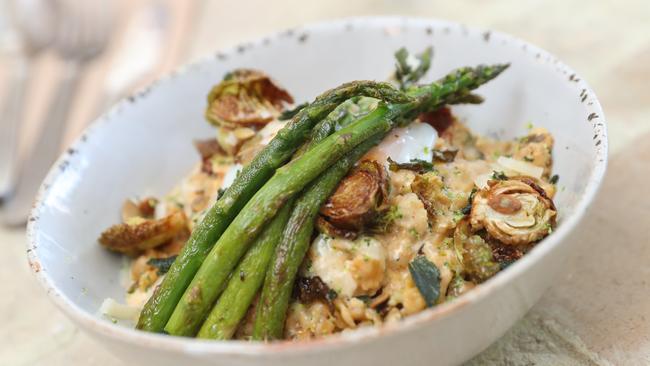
[1,0,115,226]
[0,0,55,201]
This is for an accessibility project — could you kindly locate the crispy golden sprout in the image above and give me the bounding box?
[99,211,188,255]
[319,160,388,231]
[453,219,499,282]
[514,127,554,178]
[205,69,293,156]
[205,69,293,129]
[470,177,556,245]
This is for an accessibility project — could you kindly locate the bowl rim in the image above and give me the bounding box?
[26,16,608,357]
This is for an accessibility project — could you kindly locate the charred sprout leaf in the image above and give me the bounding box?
[316,216,358,239]
[408,256,441,307]
[446,274,476,299]
[278,102,308,121]
[205,69,293,129]
[388,157,435,173]
[461,187,478,215]
[320,160,388,231]
[432,148,458,163]
[294,276,336,310]
[98,212,188,255]
[393,47,433,90]
[148,256,178,275]
[454,220,500,283]
[491,171,508,180]
[491,240,524,270]
[550,174,559,184]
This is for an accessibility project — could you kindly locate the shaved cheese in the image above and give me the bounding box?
[99,298,141,321]
[496,156,543,179]
[474,173,493,189]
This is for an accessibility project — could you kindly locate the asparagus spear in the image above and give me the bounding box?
[164,64,509,336]
[254,64,511,339]
[252,135,383,340]
[196,98,380,340]
[196,200,293,340]
[165,105,395,336]
[137,81,410,332]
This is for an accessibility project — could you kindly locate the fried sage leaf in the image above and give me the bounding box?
[387,157,434,173]
[408,256,441,307]
[147,256,178,275]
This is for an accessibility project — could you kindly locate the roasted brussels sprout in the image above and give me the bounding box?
[470,177,556,245]
[514,127,554,178]
[205,69,293,155]
[205,69,293,129]
[319,160,388,231]
[410,171,449,219]
[453,219,500,283]
[99,211,188,255]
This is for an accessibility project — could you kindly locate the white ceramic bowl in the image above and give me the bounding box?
[27,17,607,366]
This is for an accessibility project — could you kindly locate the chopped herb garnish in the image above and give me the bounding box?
[408,256,441,307]
[328,289,338,302]
[550,174,559,184]
[147,256,178,275]
[461,187,478,215]
[408,227,420,239]
[491,171,508,180]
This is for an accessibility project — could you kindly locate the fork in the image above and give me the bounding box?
[0,0,55,200]
[1,0,115,226]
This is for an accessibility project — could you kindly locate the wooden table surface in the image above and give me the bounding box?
[1,0,649,365]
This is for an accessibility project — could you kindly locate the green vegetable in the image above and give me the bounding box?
[371,204,403,233]
[147,256,177,275]
[147,62,508,335]
[164,106,396,336]
[408,256,441,307]
[454,221,499,283]
[196,202,293,340]
[296,97,379,156]
[491,170,508,180]
[550,174,559,184]
[387,157,434,173]
[460,187,478,215]
[278,102,308,121]
[137,80,409,333]
[252,135,383,340]
[394,47,433,90]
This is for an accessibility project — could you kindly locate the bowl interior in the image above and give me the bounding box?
[28,18,606,342]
